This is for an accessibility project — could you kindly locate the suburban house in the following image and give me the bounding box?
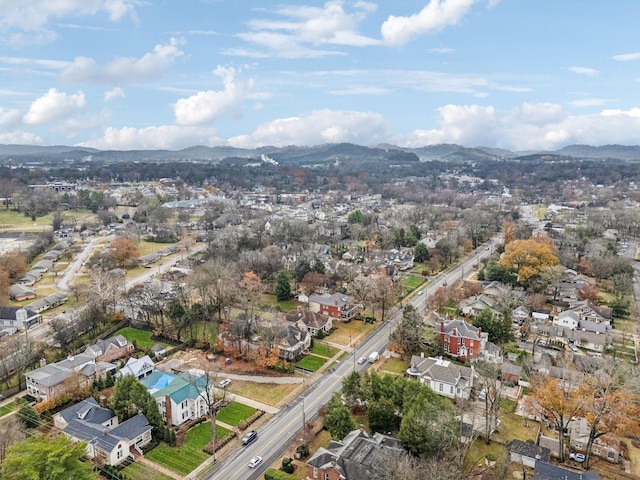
[277,324,311,360]
[8,284,36,301]
[84,335,134,362]
[534,462,602,480]
[509,439,551,468]
[459,295,499,318]
[0,306,41,335]
[437,318,487,362]
[512,306,530,323]
[141,370,213,427]
[307,293,358,321]
[501,363,523,385]
[406,354,475,400]
[17,270,42,286]
[26,354,116,402]
[565,300,612,324]
[285,309,333,337]
[54,397,152,466]
[117,355,155,380]
[306,429,403,480]
[553,310,580,330]
[25,292,68,313]
[567,417,620,462]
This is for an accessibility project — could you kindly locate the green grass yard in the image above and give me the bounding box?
[295,354,328,372]
[260,294,299,312]
[145,421,230,476]
[114,327,171,350]
[228,381,298,407]
[217,402,256,426]
[380,358,409,374]
[311,342,339,358]
[0,402,16,418]
[403,276,425,293]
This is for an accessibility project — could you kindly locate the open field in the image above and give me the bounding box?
[228,381,299,406]
[259,294,299,312]
[403,276,425,293]
[217,401,256,426]
[0,209,94,232]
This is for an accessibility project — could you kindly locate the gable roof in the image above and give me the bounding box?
[285,309,332,329]
[57,397,152,455]
[440,319,482,341]
[86,335,129,356]
[118,355,154,378]
[408,355,473,386]
[308,292,353,308]
[534,461,602,480]
[509,439,551,463]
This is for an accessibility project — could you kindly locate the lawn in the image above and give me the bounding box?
[217,401,256,426]
[463,439,507,474]
[290,429,332,479]
[380,358,409,374]
[0,209,94,232]
[260,294,299,312]
[145,421,230,476]
[327,320,377,346]
[115,327,171,350]
[311,342,339,358]
[136,239,179,256]
[296,354,328,372]
[0,402,16,418]
[403,276,425,293]
[228,381,299,407]
[121,461,175,480]
[493,413,539,444]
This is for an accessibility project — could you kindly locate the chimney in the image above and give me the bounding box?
[99,395,107,407]
[40,358,47,367]
[420,352,424,358]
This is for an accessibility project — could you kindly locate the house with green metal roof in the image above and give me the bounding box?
[141,370,213,427]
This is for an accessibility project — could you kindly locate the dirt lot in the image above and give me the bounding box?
[158,348,293,377]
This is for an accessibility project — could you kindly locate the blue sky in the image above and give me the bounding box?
[2,0,640,151]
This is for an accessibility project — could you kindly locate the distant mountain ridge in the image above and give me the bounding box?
[1,142,640,164]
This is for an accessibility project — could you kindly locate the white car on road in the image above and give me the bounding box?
[248,456,263,468]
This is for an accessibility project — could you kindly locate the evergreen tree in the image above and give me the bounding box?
[324,392,356,439]
[275,270,292,301]
[17,402,40,429]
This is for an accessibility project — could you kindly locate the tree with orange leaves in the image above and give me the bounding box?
[502,220,518,248]
[498,236,559,288]
[109,236,139,268]
[527,373,583,462]
[576,368,640,468]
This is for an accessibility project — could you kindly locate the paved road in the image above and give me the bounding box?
[56,236,104,292]
[202,237,502,480]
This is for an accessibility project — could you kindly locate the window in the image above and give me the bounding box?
[608,451,615,459]
[439,383,443,392]
[313,467,318,478]
[469,349,473,356]
[324,474,330,480]
[470,340,474,346]
[450,386,453,394]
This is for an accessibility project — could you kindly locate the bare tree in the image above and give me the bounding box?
[187,370,226,461]
[0,416,25,463]
[475,362,506,444]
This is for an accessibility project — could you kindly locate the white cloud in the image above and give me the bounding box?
[59,38,184,83]
[104,87,125,102]
[0,0,136,46]
[173,66,255,125]
[429,47,455,54]
[401,102,640,150]
[329,86,388,95]
[0,108,22,128]
[568,66,599,76]
[570,98,608,107]
[78,125,223,150]
[403,104,498,147]
[381,0,478,46]
[0,130,43,144]
[228,109,391,148]
[612,52,640,61]
[230,1,379,58]
[23,88,86,125]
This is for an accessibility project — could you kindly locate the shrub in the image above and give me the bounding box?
[264,468,298,480]
[281,457,294,474]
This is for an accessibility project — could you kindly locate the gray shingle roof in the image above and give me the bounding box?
[509,439,550,463]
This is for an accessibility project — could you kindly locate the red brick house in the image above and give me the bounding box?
[438,319,486,362]
[307,293,358,321]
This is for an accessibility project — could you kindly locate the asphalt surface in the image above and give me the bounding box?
[203,237,500,480]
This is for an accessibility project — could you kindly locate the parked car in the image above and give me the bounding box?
[218,378,231,388]
[248,456,263,468]
[242,430,258,446]
[357,356,366,365]
[569,343,579,352]
[569,452,585,463]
